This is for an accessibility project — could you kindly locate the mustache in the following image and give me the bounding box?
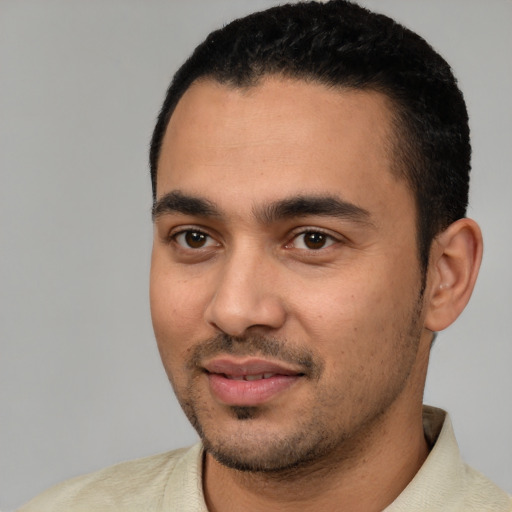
[186,333,323,379]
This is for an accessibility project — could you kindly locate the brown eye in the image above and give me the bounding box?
[303,232,328,249]
[290,231,336,250]
[174,230,216,249]
[185,231,207,248]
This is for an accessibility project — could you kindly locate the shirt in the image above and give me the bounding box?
[19,406,512,511]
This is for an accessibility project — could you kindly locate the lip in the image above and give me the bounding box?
[203,357,305,406]
[203,357,303,377]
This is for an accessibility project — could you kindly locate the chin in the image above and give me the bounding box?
[198,411,341,474]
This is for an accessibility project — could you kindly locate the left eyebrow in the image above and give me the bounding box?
[255,195,373,226]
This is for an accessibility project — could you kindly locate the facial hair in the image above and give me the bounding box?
[171,294,425,475]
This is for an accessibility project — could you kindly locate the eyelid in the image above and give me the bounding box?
[167,225,221,248]
[285,226,344,250]
[163,224,345,251]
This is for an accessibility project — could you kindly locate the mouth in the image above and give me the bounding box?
[202,357,306,407]
[222,372,280,381]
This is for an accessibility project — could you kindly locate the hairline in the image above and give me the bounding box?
[153,73,417,198]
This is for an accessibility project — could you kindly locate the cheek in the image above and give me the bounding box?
[150,245,210,321]
[293,260,419,359]
[149,262,208,368]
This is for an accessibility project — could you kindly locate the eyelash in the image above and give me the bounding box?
[168,226,341,252]
[286,229,339,250]
[169,228,219,250]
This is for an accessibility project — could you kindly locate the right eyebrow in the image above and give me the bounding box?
[152,191,221,221]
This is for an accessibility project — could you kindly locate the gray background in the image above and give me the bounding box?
[1,0,511,509]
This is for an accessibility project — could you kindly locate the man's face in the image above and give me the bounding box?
[150,78,432,472]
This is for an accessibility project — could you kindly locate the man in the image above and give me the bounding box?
[20,0,511,510]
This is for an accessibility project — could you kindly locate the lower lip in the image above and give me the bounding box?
[207,373,301,406]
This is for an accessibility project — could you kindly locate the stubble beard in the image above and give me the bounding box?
[183,393,347,475]
[173,294,425,476]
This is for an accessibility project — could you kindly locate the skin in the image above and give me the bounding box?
[150,77,482,511]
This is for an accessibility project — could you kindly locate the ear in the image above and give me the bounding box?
[424,218,483,332]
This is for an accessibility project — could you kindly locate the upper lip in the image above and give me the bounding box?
[202,357,305,377]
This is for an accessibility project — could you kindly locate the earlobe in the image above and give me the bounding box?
[424,218,483,332]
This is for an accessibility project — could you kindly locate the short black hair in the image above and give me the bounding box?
[149,0,470,272]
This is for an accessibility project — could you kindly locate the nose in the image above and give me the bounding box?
[204,248,287,337]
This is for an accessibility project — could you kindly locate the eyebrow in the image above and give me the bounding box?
[152,191,220,220]
[152,190,372,225]
[255,195,372,225]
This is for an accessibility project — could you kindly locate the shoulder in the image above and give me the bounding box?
[460,464,512,512]
[387,407,511,511]
[18,445,201,512]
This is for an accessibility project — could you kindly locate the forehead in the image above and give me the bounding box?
[156,77,411,218]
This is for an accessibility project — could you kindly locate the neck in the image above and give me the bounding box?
[203,336,432,512]
[203,401,429,512]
